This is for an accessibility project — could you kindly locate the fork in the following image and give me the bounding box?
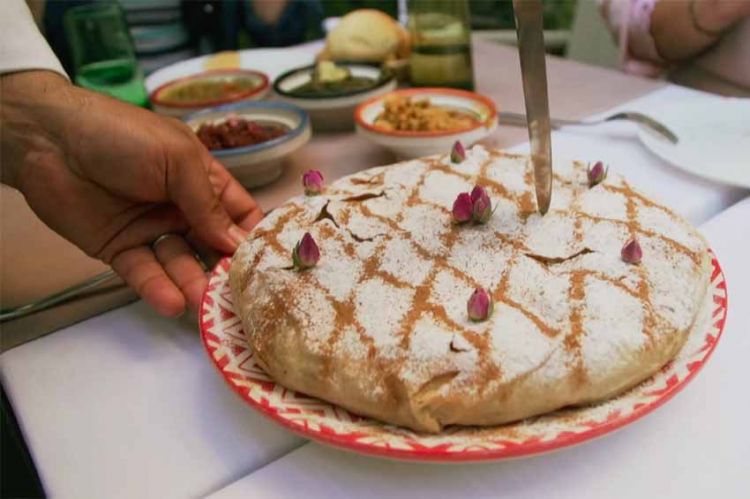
[498,111,679,144]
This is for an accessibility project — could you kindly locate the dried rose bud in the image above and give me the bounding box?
[450,141,466,163]
[292,232,320,269]
[302,169,324,195]
[452,192,474,223]
[621,237,643,264]
[467,287,493,322]
[470,185,492,224]
[587,161,608,188]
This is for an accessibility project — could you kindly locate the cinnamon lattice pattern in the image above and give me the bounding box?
[201,249,725,459]
[230,146,708,430]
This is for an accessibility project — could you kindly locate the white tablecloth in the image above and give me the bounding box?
[0,306,304,498]
[1,85,747,499]
[210,196,750,499]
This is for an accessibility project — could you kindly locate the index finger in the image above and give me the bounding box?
[207,159,264,231]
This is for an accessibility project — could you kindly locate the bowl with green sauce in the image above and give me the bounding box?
[150,69,270,118]
[273,62,396,132]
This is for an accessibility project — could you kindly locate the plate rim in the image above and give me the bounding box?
[200,250,727,462]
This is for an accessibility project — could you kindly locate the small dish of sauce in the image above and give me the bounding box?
[196,116,287,151]
[163,77,262,104]
[150,69,270,118]
[288,62,381,98]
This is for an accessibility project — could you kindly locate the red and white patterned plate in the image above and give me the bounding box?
[200,251,727,462]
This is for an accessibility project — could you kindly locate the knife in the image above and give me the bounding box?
[513,0,552,215]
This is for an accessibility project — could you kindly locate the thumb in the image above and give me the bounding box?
[166,145,248,254]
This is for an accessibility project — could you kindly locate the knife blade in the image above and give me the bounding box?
[513,0,552,215]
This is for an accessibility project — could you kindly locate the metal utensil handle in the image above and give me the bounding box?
[0,270,118,322]
[498,111,679,144]
[607,112,680,143]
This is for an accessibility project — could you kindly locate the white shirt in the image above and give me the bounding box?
[0,0,67,77]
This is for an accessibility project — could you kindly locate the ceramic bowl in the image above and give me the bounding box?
[184,101,311,189]
[273,63,397,132]
[151,69,270,118]
[354,88,498,159]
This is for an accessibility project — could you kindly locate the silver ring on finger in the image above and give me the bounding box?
[151,233,179,251]
[151,233,208,271]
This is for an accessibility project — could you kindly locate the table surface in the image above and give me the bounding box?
[1,41,749,499]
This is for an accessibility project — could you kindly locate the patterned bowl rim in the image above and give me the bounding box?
[200,250,727,462]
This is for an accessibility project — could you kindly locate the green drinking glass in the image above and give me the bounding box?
[408,0,475,90]
[64,2,149,107]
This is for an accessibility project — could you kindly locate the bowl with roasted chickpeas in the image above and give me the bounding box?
[354,88,497,159]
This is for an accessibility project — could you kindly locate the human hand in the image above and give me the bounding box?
[1,71,263,317]
[691,0,750,33]
[651,0,750,60]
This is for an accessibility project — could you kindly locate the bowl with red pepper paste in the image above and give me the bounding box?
[196,117,287,150]
[185,101,311,188]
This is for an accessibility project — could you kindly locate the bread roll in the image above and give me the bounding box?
[321,9,409,63]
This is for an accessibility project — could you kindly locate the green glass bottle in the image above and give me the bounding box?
[408,0,475,90]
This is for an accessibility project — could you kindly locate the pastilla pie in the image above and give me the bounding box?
[229,145,711,433]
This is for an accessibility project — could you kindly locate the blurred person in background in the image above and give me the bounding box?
[37,1,399,77]
[599,0,750,96]
[39,0,324,76]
